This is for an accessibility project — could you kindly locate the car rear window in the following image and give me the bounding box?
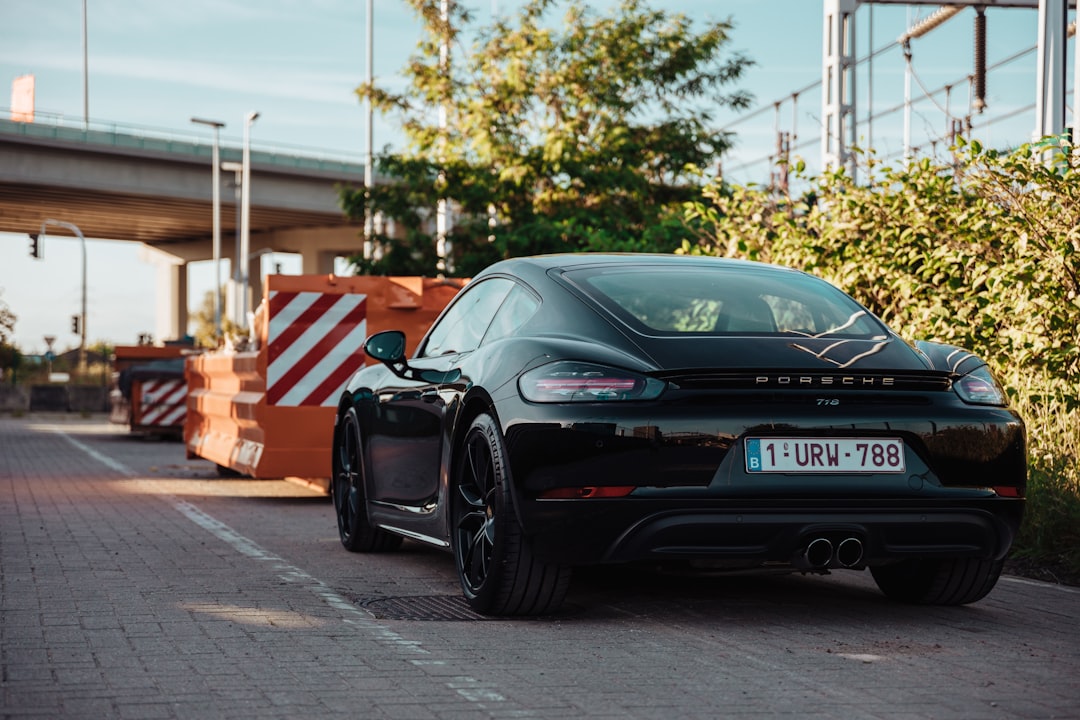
[563,265,887,338]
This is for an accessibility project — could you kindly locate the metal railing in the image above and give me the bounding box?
[0,111,367,177]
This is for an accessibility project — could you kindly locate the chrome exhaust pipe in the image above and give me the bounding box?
[803,537,833,569]
[836,537,864,568]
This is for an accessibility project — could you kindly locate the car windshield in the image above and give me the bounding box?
[564,265,888,338]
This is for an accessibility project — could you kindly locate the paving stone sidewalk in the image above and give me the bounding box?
[3,414,1080,720]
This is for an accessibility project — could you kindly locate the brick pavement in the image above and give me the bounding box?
[2,413,1080,719]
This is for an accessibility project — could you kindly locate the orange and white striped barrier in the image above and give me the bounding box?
[110,345,191,435]
[266,289,368,407]
[134,378,187,430]
[185,274,466,486]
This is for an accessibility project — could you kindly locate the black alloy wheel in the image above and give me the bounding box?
[332,408,402,553]
[452,413,571,616]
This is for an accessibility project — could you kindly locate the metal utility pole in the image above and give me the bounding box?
[222,161,243,327]
[82,0,89,130]
[364,0,375,260]
[821,0,857,178]
[1035,0,1068,139]
[240,111,259,324]
[32,220,88,371]
[191,117,225,340]
[435,0,452,276]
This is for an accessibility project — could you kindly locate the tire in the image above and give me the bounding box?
[870,557,1004,605]
[452,413,571,616]
[331,408,403,553]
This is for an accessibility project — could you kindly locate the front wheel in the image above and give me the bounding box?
[870,557,1004,605]
[452,413,571,616]
[331,408,402,553]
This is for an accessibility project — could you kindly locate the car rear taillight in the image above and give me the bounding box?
[952,366,1007,406]
[518,361,666,403]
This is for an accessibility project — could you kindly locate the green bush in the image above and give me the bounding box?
[682,137,1080,580]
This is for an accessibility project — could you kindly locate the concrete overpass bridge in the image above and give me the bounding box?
[0,117,367,340]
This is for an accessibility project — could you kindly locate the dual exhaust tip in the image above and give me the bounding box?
[799,536,864,570]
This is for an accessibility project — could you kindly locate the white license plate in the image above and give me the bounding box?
[745,437,906,474]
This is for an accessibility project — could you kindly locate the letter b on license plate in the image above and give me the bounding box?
[745,437,906,474]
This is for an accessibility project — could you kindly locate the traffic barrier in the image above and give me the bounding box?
[185,274,466,486]
[132,376,187,432]
[110,345,190,434]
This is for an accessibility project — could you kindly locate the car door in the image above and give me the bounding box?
[367,278,516,507]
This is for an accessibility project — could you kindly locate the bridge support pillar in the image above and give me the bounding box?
[154,258,189,343]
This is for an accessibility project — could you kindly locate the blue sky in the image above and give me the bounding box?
[0,0,1070,352]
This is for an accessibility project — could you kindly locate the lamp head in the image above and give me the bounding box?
[191,117,225,129]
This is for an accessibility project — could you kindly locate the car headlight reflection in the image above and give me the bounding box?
[519,361,666,403]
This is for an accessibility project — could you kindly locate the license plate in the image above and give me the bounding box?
[745,437,906,474]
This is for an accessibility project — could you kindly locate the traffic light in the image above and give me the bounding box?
[29,233,41,259]
[71,315,80,334]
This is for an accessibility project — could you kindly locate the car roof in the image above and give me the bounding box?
[483,253,804,278]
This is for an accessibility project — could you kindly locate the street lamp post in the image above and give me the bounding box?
[240,111,259,324]
[435,0,451,276]
[190,117,226,340]
[82,0,89,130]
[363,0,374,259]
[222,161,243,327]
[31,219,88,370]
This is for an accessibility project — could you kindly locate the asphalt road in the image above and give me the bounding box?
[2,414,1078,719]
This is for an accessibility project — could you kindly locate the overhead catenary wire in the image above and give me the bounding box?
[723,21,1076,180]
[720,11,1078,183]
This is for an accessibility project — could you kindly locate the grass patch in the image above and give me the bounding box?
[1005,371,1080,585]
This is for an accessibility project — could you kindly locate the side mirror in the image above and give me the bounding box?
[363,330,461,385]
[364,330,407,364]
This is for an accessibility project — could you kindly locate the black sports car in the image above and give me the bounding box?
[331,254,1026,616]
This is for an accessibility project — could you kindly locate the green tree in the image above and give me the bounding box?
[343,0,752,276]
[189,288,240,349]
[0,289,14,345]
[87,340,114,360]
[0,289,19,383]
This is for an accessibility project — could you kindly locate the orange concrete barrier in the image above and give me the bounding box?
[110,345,191,434]
[184,274,465,486]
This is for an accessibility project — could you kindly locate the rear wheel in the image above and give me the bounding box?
[332,408,402,553]
[870,557,1004,605]
[452,413,571,616]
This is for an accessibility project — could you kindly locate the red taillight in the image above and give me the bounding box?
[953,367,1007,406]
[538,486,636,499]
[534,378,638,394]
[993,486,1023,498]
[519,361,666,403]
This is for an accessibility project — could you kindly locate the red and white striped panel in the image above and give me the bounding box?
[266,290,368,407]
[139,379,187,427]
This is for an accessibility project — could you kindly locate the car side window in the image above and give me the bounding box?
[419,278,514,357]
[481,284,540,346]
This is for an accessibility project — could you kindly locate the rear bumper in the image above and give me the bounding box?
[497,390,1025,568]
[522,498,1023,567]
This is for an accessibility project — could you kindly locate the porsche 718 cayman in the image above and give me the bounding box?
[331,254,1026,616]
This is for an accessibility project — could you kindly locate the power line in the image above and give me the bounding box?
[721,10,1076,182]
[720,41,904,132]
[722,37,1061,181]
